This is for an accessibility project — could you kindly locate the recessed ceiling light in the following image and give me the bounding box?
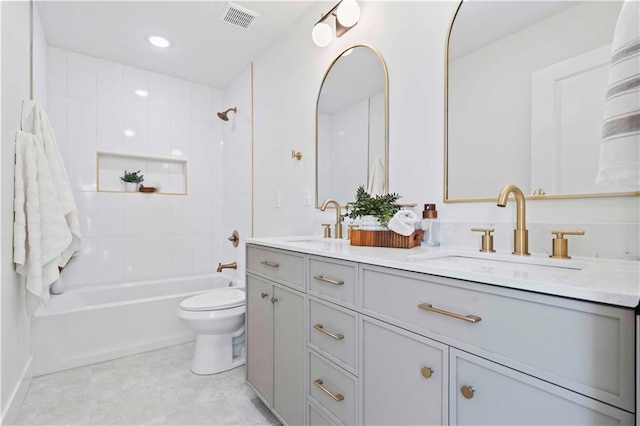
[124,129,136,137]
[135,89,148,97]
[147,35,171,48]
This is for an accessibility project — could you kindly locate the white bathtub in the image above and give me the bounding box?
[32,274,243,376]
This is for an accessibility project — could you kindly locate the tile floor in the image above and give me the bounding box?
[14,343,281,425]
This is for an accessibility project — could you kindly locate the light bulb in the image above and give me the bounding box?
[337,0,360,28]
[312,21,333,47]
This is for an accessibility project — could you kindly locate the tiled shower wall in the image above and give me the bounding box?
[47,47,226,289]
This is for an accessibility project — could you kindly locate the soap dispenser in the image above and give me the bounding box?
[421,204,440,247]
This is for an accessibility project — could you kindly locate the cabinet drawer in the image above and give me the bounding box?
[309,256,357,307]
[247,245,304,290]
[451,348,635,425]
[308,350,357,425]
[308,297,358,375]
[308,401,340,426]
[361,265,636,412]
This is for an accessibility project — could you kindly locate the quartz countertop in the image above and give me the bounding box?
[247,236,640,308]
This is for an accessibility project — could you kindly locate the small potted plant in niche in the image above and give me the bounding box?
[119,170,144,192]
[343,185,401,230]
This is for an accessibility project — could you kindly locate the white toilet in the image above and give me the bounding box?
[177,288,246,375]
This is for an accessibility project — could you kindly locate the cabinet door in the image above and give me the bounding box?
[246,275,272,404]
[362,316,448,426]
[272,284,305,426]
[450,348,635,426]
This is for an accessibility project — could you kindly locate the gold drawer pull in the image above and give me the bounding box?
[260,260,280,268]
[313,379,344,402]
[417,303,482,323]
[271,297,279,304]
[421,367,434,379]
[461,385,475,399]
[260,292,268,299]
[313,275,344,286]
[313,324,344,340]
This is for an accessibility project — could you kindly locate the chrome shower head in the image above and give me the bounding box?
[217,107,237,121]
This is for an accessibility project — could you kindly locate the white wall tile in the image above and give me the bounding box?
[211,196,224,233]
[148,235,173,278]
[148,72,171,114]
[170,78,191,119]
[188,158,212,197]
[211,158,224,197]
[63,237,99,288]
[98,192,124,236]
[192,196,213,234]
[124,195,149,236]
[98,237,125,283]
[191,83,212,122]
[67,52,96,100]
[171,235,193,276]
[74,191,98,237]
[148,112,171,156]
[97,102,123,151]
[191,120,213,159]
[170,116,191,157]
[48,47,68,96]
[97,59,123,104]
[124,236,150,281]
[147,195,172,235]
[67,97,96,147]
[67,144,97,192]
[47,93,68,143]
[170,196,193,234]
[123,66,148,103]
[192,233,213,274]
[123,101,149,154]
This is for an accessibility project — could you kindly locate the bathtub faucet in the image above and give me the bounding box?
[217,261,237,273]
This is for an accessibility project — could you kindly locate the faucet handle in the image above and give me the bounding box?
[347,224,359,240]
[550,230,585,259]
[321,224,332,239]
[471,228,496,253]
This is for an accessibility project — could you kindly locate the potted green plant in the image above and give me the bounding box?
[343,185,401,229]
[120,170,144,192]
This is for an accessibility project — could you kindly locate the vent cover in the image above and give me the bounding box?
[219,2,259,30]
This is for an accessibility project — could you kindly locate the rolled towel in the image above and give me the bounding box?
[388,210,418,236]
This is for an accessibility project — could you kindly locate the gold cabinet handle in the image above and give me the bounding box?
[271,297,278,304]
[461,385,475,399]
[260,292,268,299]
[421,367,434,379]
[313,379,344,402]
[417,303,482,323]
[313,275,344,286]
[260,260,279,268]
[313,324,344,340]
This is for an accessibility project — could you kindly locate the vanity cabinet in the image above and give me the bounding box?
[246,246,306,426]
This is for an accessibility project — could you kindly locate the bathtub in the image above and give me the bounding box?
[32,274,243,376]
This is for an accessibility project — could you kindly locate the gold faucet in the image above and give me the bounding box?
[497,184,530,256]
[217,261,237,273]
[320,198,343,239]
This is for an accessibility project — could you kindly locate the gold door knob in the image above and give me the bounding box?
[260,292,268,299]
[271,297,279,304]
[421,367,434,379]
[461,385,475,399]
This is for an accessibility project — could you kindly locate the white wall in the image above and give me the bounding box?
[222,65,253,280]
[47,47,226,289]
[1,2,32,423]
[252,1,639,259]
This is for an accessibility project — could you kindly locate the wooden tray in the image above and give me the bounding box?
[350,229,423,248]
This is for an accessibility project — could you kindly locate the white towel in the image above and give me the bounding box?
[388,210,418,237]
[13,100,82,313]
[596,0,640,187]
[367,156,385,197]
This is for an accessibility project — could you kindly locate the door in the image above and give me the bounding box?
[272,283,305,425]
[246,274,272,404]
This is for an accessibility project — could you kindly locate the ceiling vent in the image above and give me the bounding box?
[219,2,259,30]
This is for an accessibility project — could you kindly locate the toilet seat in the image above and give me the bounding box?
[180,289,245,312]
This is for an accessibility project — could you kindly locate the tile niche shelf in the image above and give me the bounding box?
[97,152,187,195]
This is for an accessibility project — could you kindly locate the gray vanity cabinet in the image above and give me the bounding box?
[361,316,448,425]
[246,246,306,426]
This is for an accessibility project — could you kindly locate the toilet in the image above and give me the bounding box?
[177,288,246,375]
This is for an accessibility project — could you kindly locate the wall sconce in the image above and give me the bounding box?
[312,0,360,47]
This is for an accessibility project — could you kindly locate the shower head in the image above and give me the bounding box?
[217,107,237,121]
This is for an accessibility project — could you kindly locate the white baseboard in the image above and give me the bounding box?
[1,355,33,426]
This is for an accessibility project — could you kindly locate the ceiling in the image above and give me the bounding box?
[36,1,315,89]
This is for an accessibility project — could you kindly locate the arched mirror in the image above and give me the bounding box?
[316,45,389,207]
[445,0,639,202]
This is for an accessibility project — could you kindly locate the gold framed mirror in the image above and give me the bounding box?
[316,44,389,207]
[444,0,639,202]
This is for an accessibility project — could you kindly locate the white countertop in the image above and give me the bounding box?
[247,236,640,308]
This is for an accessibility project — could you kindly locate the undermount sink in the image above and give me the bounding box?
[408,251,589,272]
